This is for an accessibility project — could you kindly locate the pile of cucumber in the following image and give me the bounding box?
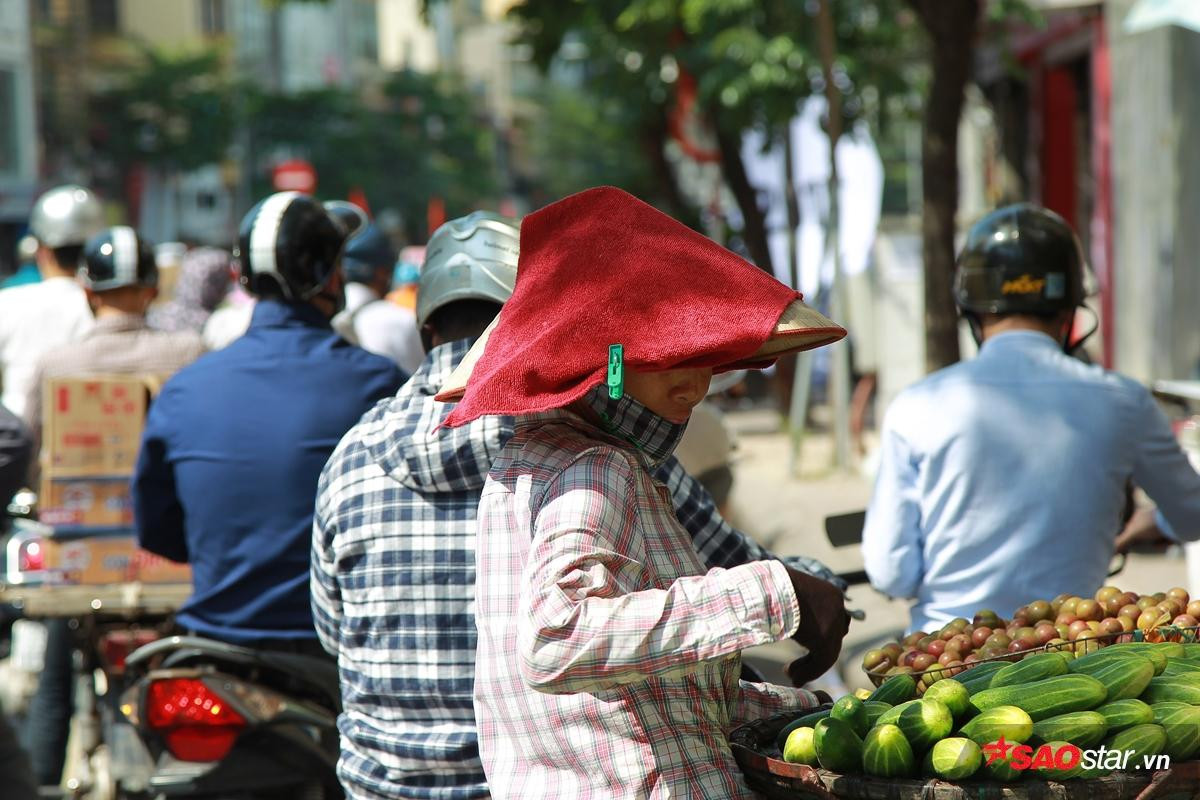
[774,641,1200,782]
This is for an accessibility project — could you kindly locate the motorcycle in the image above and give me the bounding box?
[119,634,342,799]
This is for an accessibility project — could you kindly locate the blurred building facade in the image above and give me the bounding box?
[0,0,39,274]
[962,0,1200,383]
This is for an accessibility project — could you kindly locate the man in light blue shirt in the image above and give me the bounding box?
[863,204,1200,633]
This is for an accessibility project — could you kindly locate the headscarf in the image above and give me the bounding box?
[148,246,233,333]
[437,186,844,427]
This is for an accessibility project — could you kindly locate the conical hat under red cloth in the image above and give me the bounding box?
[437,186,845,427]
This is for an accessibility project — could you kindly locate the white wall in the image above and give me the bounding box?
[377,0,439,73]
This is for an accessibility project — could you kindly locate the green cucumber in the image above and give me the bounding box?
[1095,699,1156,733]
[1115,641,1186,659]
[1070,654,1155,701]
[985,756,1025,783]
[883,698,953,755]
[1034,740,1085,781]
[955,661,1007,695]
[813,717,864,774]
[775,706,832,752]
[1151,701,1200,761]
[1140,675,1200,705]
[1030,710,1108,748]
[1070,645,1167,676]
[830,695,869,737]
[868,673,917,705]
[922,679,971,720]
[862,700,892,728]
[990,652,1069,688]
[922,737,982,780]
[1084,724,1167,778]
[781,726,818,765]
[1104,642,1175,671]
[958,705,1034,747]
[862,723,916,778]
[970,673,1108,721]
[1161,658,1200,677]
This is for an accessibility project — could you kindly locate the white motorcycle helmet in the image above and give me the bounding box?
[29,185,106,249]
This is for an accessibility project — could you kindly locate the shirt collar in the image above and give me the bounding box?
[421,339,473,395]
[979,329,1062,353]
[344,282,380,312]
[90,312,148,334]
[582,385,687,469]
[248,297,332,330]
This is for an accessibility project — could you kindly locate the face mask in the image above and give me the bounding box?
[584,385,688,469]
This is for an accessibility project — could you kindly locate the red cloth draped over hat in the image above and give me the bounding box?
[439,186,842,428]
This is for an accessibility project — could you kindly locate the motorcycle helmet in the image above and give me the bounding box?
[340,223,397,285]
[323,200,369,237]
[954,203,1087,316]
[416,211,519,329]
[78,226,158,291]
[236,192,346,301]
[29,185,106,249]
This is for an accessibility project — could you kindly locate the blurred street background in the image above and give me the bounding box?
[3,0,1200,687]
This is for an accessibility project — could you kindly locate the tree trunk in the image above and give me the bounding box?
[640,112,703,232]
[907,0,980,372]
[714,126,775,276]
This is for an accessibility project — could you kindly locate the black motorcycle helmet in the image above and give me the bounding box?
[323,200,369,238]
[340,223,396,285]
[78,226,158,291]
[954,203,1089,348]
[236,192,346,302]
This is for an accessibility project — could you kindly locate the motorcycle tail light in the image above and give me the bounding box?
[17,538,44,572]
[100,629,160,674]
[146,678,247,762]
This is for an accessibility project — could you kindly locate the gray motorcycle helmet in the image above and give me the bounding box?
[29,185,106,249]
[417,211,520,329]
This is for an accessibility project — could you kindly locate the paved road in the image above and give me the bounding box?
[720,408,1190,693]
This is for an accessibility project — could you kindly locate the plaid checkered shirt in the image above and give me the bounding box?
[313,341,836,799]
[473,389,821,799]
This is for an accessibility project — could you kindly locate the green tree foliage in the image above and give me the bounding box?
[91,42,497,242]
[245,70,498,241]
[509,0,928,273]
[90,46,233,172]
[524,83,659,205]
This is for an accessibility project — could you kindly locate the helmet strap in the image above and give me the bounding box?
[1064,306,1099,356]
[964,311,984,348]
[301,267,344,317]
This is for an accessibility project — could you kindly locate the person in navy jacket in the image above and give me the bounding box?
[133,192,404,652]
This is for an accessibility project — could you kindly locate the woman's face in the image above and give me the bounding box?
[623,367,713,424]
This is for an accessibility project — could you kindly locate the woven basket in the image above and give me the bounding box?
[729,711,1200,800]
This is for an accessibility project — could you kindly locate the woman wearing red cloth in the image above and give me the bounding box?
[437,186,851,798]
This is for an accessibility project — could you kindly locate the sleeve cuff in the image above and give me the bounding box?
[731,559,800,641]
[1156,508,1180,543]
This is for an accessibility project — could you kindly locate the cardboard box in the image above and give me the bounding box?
[38,477,133,530]
[42,376,153,478]
[42,534,191,586]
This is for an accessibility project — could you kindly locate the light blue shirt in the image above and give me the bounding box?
[863,330,1200,633]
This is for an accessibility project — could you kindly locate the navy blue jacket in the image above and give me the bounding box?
[133,299,405,642]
